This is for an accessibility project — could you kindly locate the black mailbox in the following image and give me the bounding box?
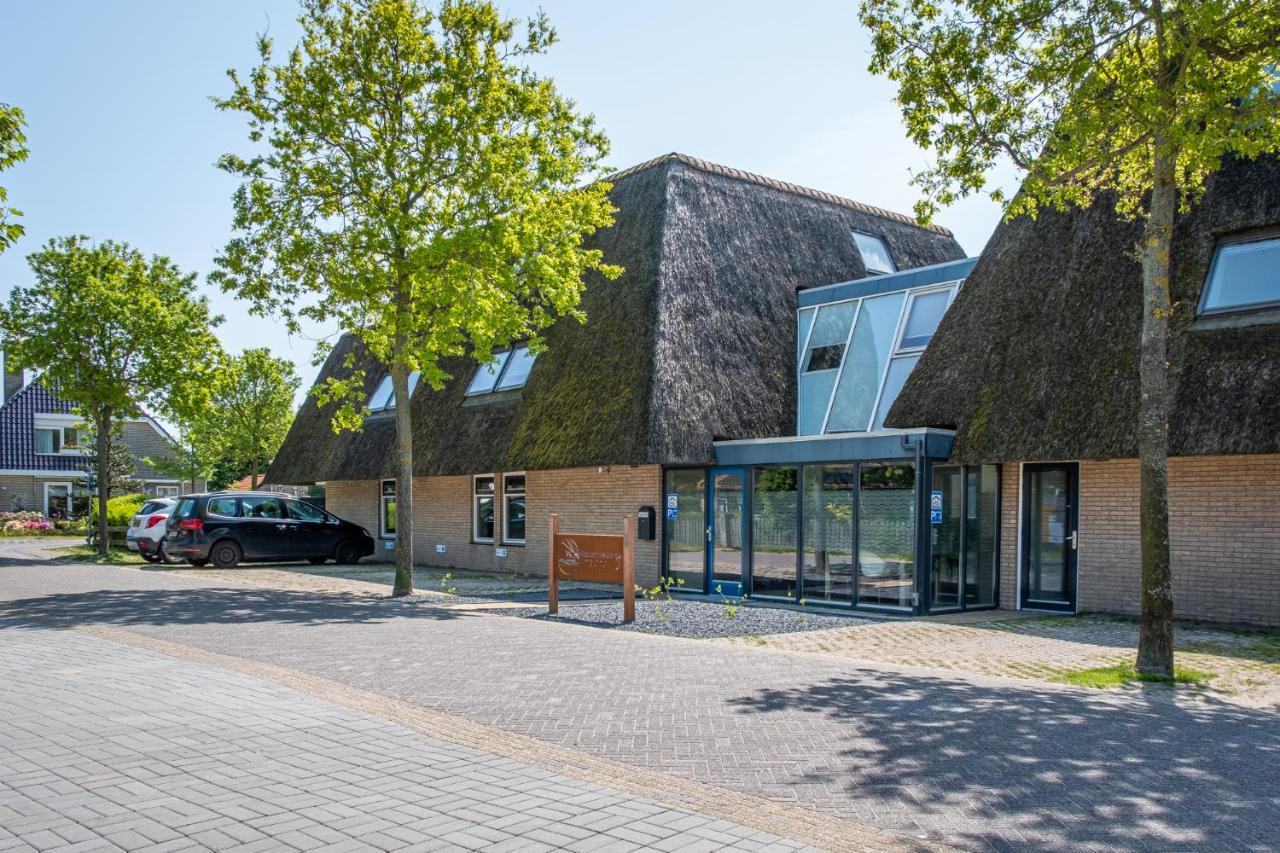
[636,506,656,540]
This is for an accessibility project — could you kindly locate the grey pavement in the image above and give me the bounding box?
[2,552,1279,851]
[0,624,815,853]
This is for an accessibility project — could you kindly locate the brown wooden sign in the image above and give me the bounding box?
[548,514,636,623]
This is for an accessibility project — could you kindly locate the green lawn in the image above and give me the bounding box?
[1055,662,1212,689]
[55,544,146,566]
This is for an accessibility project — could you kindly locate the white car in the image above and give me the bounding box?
[125,498,182,564]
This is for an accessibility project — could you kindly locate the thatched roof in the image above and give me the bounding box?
[886,154,1280,462]
[268,153,964,483]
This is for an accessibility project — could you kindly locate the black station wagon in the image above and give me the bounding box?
[166,491,376,569]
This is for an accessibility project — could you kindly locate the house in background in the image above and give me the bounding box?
[0,365,197,516]
[888,154,1280,627]
[266,152,966,582]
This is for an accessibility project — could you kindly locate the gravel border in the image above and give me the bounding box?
[526,598,865,639]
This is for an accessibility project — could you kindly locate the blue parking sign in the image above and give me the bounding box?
[665,492,679,520]
[930,490,944,525]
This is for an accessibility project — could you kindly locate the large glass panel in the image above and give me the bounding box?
[664,469,706,593]
[751,468,799,599]
[367,375,393,410]
[852,231,896,274]
[930,466,963,610]
[711,472,744,593]
[899,288,953,349]
[796,307,816,370]
[496,347,536,391]
[857,462,915,608]
[873,354,920,430]
[798,302,856,434]
[802,302,856,371]
[802,465,855,603]
[826,292,905,432]
[965,464,999,607]
[1200,237,1280,313]
[465,351,512,395]
[1026,467,1069,603]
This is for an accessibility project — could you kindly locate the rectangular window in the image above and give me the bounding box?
[473,475,495,542]
[852,231,896,274]
[207,496,239,517]
[802,465,856,603]
[857,462,916,609]
[34,428,59,454]
[502,473,526,544]
[495,348,536,391]
[1199,232,1280,315]
[898,288,952,349]
[380,479,396,538]
[751,467,799,599]
[242,495,286,519]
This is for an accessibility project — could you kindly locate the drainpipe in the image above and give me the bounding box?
[901,432,927,616]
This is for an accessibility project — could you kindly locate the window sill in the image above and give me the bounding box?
[500,541,526,548]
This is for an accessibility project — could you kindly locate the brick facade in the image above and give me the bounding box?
[327,465,665,587]
[999,455,1280,627]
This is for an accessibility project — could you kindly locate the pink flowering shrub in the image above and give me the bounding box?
[0,511,57,536]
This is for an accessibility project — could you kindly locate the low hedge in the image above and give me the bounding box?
[89,493,148,528]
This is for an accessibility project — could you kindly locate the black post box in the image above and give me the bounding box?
[636,506,656,540]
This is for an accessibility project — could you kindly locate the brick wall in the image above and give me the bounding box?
[325,465,664,586]
[999,464,1019,611]
[0,475,45,513]
[999,455,1280,627]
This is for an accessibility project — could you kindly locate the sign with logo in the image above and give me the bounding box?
[930,490,944,525]
[548,514,636,623]
[665,492,679,520]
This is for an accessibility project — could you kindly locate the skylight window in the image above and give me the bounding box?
[464,346,537,397]
[366,371,420,412]
[852,231,896,275]
[1198,232,1280,316]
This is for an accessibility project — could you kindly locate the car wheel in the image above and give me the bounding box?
[139,551,159,564]
[187,558,208,568]
[308,557,328,565]
[210,541,242,570]
[334,540,361,565]
[157,538,185,565]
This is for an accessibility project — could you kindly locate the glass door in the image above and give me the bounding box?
[1021,463,1078,611]
[708,468,746,598]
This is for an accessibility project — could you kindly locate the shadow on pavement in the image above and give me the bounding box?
[0,586,476,631]
[728,671,1280,852]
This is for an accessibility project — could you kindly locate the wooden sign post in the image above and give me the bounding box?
[548,513,636,623]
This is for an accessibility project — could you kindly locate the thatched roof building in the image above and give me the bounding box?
[886,154,1280,463]
[269,153,964,484]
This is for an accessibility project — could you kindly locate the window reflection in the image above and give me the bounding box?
[857,463,915,608]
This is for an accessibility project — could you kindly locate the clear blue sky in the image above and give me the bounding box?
[0,0,1007,393]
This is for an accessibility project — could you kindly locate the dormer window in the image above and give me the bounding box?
[464,346,537,397]
[366,371,420,413]
[34,415,83,455]
[852,231,896,275]
[1198,229,1280,316]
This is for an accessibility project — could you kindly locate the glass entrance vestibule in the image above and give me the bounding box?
[664,429,1000,616]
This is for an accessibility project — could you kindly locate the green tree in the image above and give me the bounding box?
[860,0,1280,675]
[212,0,619,595]
[199,348,300,488]
[0,102,28,253]
[143,415,219,495]
[0,237,224,554]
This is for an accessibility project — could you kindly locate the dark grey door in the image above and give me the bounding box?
[1021,463,1078,611]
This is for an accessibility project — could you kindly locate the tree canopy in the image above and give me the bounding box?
[0,236,223,550]
[0,102,28,253]
[212,0,619,594]
[196,348,300,488]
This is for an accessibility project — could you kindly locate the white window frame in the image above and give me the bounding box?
[502,472,526,545]
[33,414,84,456]
[1197,230,1280,316]
[380,479,397,539]
[43,482,73,516]
[153,485,179,498]
[464,347,537,397]
[473,474,496,543]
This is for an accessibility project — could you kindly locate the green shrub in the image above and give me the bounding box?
[89,493,147,527]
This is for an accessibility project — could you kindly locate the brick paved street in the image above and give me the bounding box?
[3,549,1279,851]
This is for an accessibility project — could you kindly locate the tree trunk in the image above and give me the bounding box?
[251,470,260,489]
[1134,136,1177,678]
[95,407,111,556]
[390,363,414,596]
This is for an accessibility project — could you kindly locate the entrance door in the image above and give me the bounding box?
[1021,463,1078,611]
[708,468,746,598]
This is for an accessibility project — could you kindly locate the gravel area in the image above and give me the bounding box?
[527,598,868,638]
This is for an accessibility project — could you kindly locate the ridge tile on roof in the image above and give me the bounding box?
[605,152,952,237]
